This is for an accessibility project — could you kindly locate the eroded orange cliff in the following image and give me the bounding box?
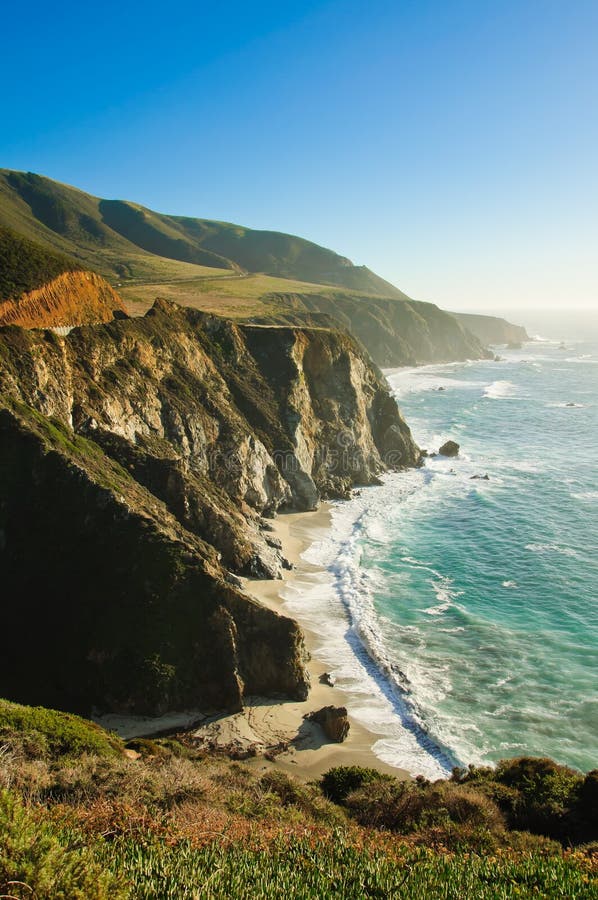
[0,270,126,328]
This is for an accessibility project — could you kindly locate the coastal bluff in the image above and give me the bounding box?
[0,300,420,717]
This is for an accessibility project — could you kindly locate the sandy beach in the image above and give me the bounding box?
[198,504,410,781]
[97,504,411,781]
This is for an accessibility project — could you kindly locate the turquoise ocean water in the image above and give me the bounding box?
[283,328,598,777]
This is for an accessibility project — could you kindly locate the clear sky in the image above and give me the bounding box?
[2,0,597,312]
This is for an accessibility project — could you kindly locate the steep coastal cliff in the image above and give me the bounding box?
[256,292,492,366]
[453,312,530,346]
[0,301,419,716]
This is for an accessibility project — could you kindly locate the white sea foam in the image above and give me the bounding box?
[422,579,461,616]
[571,491,598,502]
[525,543,578,558]
[483,380,516,400]
[384,361,488,399]
[502,580,518,589]
[547,401,586,409]
[284,478,459,778]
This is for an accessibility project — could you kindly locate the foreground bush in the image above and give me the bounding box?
[0,702,595,897]
[345,778,505,835]
[320,765,391,804]
[0,789,125,899]
[0,699,122,760]
[454,757,598,843]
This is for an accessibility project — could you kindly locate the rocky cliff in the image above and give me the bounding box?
[255,292,492,367]
[0,269,126,328]
[0,223,126,328]
[0,300,420,717]
[453,312,530,346]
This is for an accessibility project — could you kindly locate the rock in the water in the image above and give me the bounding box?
[319,672,336,687]
[470,474,490,481]
[439,440,460,457]
[307,705,349,742]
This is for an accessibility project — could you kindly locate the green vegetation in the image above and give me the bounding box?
[0,715,595,898]
[320,765,392,804]
[94,835,596,899]
[0,791,126,899]
[0,700,122,760]
[0,224,78,302]
[320,761,598,850]
[454,757,598,843]
[0,169,508,365]
[0,170,402,298]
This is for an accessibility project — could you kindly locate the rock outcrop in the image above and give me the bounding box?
[0,300,420,717]
[307,706,350,742]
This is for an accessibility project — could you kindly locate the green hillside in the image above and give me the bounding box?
[0,170,404,297]
[0,169,524,364]
[0,224,78,302]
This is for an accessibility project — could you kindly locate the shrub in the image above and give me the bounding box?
[45,754,207,810]
[0,789,127,899]
[345,779,504,835]
[125,738,170,758]
[320,766,392,804]
[579,770,598,820]
[493,757,583,837]
[260,770,302,806]
[455,756,591,842]
[0,700,122,760]
[259,770,346,825]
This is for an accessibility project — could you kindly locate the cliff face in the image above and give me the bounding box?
[0,269,126,328]
[256,292,492,367]
[453,312,530,346]
[0,401,307,716]
[0,301,419,716]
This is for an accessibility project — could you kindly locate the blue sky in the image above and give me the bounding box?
[2,0,597,312]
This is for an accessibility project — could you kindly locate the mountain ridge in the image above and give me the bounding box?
[0,169,404,297]
[0,169,528,366]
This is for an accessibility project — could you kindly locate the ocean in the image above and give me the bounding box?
[281,323,598,779]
